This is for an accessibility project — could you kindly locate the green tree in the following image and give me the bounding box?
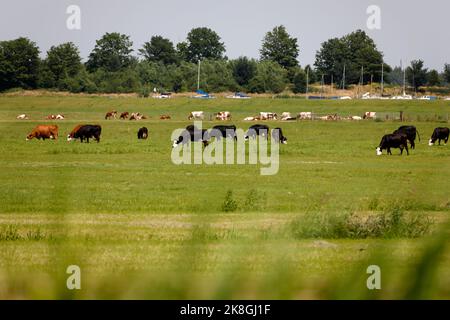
[260,25,299,70]
[86,33,134,72]
[314,30,388,85]
[249,61,287,93]
[139,36,178,65]
[177,27,225,62]
[427,69,441,87]
[292,68,307,93]
[406,60,428,91]
[0,37,40,91]
[46,42,82,83]
[230,57,257,89]
[443,64,450,84]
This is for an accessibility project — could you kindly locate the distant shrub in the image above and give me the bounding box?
[221,190,238,212]
[289,209,433,239]
[243,189,266,211]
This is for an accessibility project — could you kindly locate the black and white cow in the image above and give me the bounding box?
[137,127,148,140]
[393,126,420,149]
[271,127,287,144]
[206,125,237,141]
[245,124,269,140]
[376,133,409,156]
[429,127,449,146]
[172,125,209,148]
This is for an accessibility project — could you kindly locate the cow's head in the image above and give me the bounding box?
[376,147,382,156]
[428,139,434,146]
[67,134,74,142]
[26,133,34,141]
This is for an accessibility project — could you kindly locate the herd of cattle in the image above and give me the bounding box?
[377,126,449,156]
[19,110,449,156]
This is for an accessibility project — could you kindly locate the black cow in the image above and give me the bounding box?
[206,125,237,141]
[68,125,101,143]
[271,127,287,144]
[377,133,409,156]
[245,124,269,140]
[429,127,449,146]
[393,126,420,149]
[172,125,209,148]
[138,127,148,140]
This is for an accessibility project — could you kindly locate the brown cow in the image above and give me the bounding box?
[67,124,83,141]
[160,114,171,120]
[105,110,117,120]
[120,112,129,119]
[26,125,59,141]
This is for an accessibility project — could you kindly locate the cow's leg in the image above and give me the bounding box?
[400,146,403,155]
[405,144,409,155]
[411,140,415,149]
[387,147,392,155]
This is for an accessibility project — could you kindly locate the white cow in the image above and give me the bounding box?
[188,111,204,120]
[16,114,29,120]
[297,112,312,120]
[363,112,377,119]
[259,112,277,120]
[244,116,258,121]
[281,112,292,121]
[215,111,231,121]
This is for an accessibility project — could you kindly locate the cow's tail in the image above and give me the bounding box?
[417,130,421,142]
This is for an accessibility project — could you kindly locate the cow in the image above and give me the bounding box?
[281,112,296,121]
[17,114,28,120]
[26,125,58,141]
[319,114,339,121]
[376,133,409,156]
[138,127,149,140]
[205,125,237,141]
[271,128,287,144]
[215,111,231,121]
[67,125,101,143]
[363,112,377,119]
[245,124,270,140]
[55,114,65,120]
[429,127,449,146]
[393,126,420,149]
[105,111,117,120]
[172,125,209,148]
[129,112,147,121]
[47,114,65,120]
[188,111,204,120]
[297,112,312,120]
[260,112,277,120]
[120,112,129,120]
[243,116,259,121]
[160,115,171,120]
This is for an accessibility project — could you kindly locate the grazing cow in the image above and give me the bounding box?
[245,124,270,140]
[259,112,278,120]
[206,125,237,141]
[55,114,65,120]
[26,125,59,141]
[393,126,420,149]
[319,114,339,121]
[297,112,312,120]
[160,114,171,120]
[429,127,449,146]
[17,114,28,120]
[172,125,209,148]
[350,116,362,121]
[188,111,204,120]
[281,112,296,121]
[215,111,231,121]
[363,112,377,119]
[67,125,101,143]
[120,112,129,120]
[105,111,117,120]
[47,114,65,120]
[376,133,409,156]
[129,112,147,121]
[138,127,149,140]
[271,128,287,144]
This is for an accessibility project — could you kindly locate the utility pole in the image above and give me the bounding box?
[342,64,346,90]
[381,62,384,96]
[306,68,309,98]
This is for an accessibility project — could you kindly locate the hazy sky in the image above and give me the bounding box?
[1,0,449,70]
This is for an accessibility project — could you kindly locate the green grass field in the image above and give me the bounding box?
[0,95,449,299]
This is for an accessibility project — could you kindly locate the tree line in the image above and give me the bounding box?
[1,26,449,94]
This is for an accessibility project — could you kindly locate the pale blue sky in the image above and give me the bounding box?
[0,0,448,70]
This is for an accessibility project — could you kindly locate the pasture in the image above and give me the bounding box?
[0,95,449,299]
